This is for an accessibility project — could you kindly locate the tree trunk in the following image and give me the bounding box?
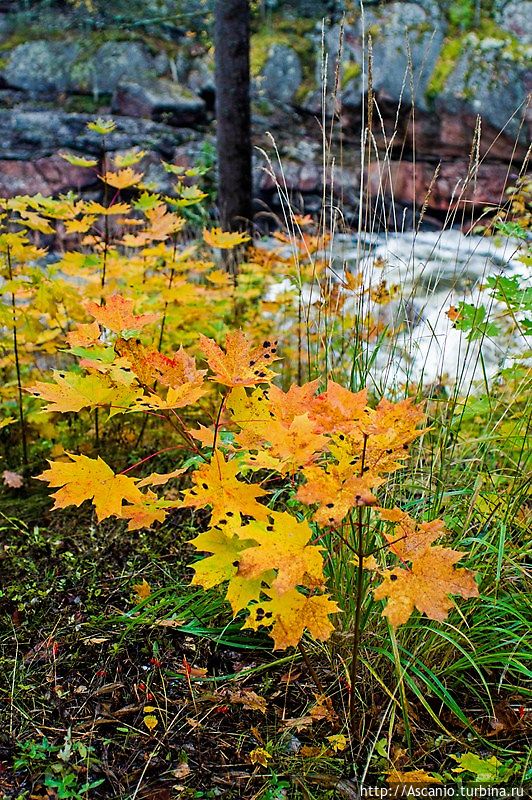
[214,0,252,232]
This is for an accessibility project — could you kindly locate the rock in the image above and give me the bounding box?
[0,38,157,97]
[436,33,530,139]
[367,158,520,211]
[404,110,529,162]
[499,1,532,45]
[0,110,198,160]
[186,55,215,104]
[0,12,12,43]
[1,40,79,94]
[262,44,303,106]
[0,154,96,198]
[323,3,445,113]
[74,41,156,96]
[112,80,205,126]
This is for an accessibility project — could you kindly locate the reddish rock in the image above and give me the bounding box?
[404,112,530,162]
[367,159,518,211]
[0,154,97,198]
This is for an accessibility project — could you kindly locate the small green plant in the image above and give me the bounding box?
[14,732,103,799]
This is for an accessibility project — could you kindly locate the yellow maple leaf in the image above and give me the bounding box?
[203,227,251,249]
[249,747,271,767]
[83,201,131,216]
[387,769,441,784]
[327,734,347,752]
[133,579,152,602]
[37,454,145,521]
[181,451,269,528]
[244,588,339,650]
[237,511,325,595]
[29,371,140,417]
[137,468,186,488]
[100,167,143,189]
[143,714,158,732]
[189,527,269,612]
[64,215,97,234]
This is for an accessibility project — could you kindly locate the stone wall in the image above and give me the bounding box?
[0,0,529,218]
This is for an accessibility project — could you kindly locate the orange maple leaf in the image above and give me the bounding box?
[309,382,369,434]
[86,294,160,334]
[297,464,381,525]
[116,338,206,390]
[199,331,279,387]
[374,545,478,627]
[66,321,101,348]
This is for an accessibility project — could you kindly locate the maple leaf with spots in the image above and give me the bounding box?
[373,545,478,628]
[86,294,160,334]
[189,527,272,613]
[180,451,269,528]
[297,464,381,525]
[37,454,146,522]
[237,511,326,594]
[244,588,339,650]
[199,331,279,387]
[228,386,326,472]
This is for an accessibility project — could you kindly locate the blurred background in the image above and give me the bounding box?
[0,0,529,229]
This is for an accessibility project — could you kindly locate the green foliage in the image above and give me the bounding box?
[14,733,104,799]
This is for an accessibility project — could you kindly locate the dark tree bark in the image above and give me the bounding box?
[214,0,252,232]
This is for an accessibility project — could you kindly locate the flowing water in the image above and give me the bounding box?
[264,229,529,392]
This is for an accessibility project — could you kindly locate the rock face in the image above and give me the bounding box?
[80,41,156,96]
[0,110,197,161]
[0,39,157,97]
[0,154,96,199]
[499,0,532,44]
[437,33,530,138]
[262,44,303,106]
[1,40,80,94]
[0,0,529,216]
[112,80,206,126]
[321,2,445,112]
[0,107,202,196]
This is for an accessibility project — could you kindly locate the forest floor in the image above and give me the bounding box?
[1,488,530,800]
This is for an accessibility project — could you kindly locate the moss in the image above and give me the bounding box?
[64,94,108,114]
[294,77,318,105]
[426,22,528,102]
[426,35,463,100]
[250,14,316,82]
[341,60,361,89]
